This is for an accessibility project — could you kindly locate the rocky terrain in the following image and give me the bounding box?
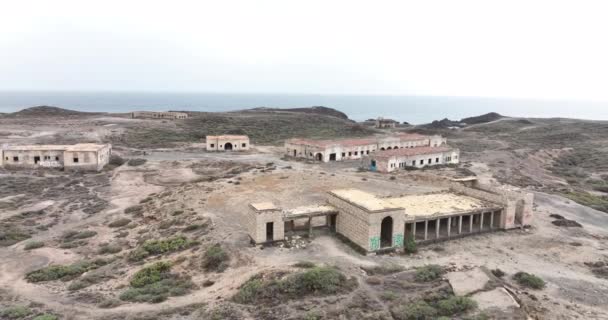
[0,107,607,320]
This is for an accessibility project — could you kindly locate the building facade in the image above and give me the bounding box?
[206,135,250,151]
[375,117,398,128]
[0,144,112,171]
[367,146,460,172]
[285,133,447,162]
[131,111,188,119]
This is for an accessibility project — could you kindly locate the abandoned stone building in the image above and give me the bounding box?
[0,143,112,171]
[367,146,460,172]
[285,133,447,162]
[375,117,399,128]
[131,111,188,119]
[206,135,250,151]
[246,180,533,253]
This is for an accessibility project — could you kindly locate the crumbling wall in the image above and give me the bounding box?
[327,192,372,251]
[246,205,285,244]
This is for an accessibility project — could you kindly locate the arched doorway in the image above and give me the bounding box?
[224,142,233,150]
[293,150,297,157]
[315,153,323,161]
[387,147,392,150]
[380,147,385,151]
[380,216,393,248]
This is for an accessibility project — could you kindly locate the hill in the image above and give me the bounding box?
[461,112,504,125]
[421,112,504,129]
[5,106,97,118]
[245,106,349,120]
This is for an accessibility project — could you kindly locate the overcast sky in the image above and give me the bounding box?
[1,0,607,100]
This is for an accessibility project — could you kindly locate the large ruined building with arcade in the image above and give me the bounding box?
[245,178,533,253]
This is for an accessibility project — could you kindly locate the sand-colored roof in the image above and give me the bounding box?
[207,135,249,140]
[283,205,338,219]
[385,193,492,217]
[329,189,404,212]
[250,202,278,211]
[373,146,455,159]
[3,143,109,152]
[286,133,430,148]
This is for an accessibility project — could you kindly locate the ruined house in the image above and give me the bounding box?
[367,146,460,172]
[0,143,112,171]
[246,180,533,253]
[285,133,446,162]
[206,135,250,151]
[131,111,188,119]
[375,117,398,128]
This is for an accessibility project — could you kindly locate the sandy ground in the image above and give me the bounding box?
[1,114,608,319]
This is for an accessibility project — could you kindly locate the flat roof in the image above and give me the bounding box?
[207,135,249,140]
[283,205,338,219]
[329,189,404,212]
[386,193,494,217]
[2,143,109,152]
[372,146,455,159]
[286,133,430,148]
[250,202,278,212]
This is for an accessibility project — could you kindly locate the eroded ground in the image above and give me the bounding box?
[1,112,608,320]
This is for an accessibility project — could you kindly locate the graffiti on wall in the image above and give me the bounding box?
[369,236,380,251]
[393,233,404,247]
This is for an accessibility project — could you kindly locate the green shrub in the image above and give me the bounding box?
[403,235,417,254]
[127,158,147,166]
[233,267,355,305]
[119,261,193,303]
[128,236,198,261]
[108,218,132,228]
[108,155,125,166]
[124,205,144,214]
[362,264,404,275]
[1,305,32,319]
[33,314,58,320]
[24,241,45,250]
[62,230,97,241]
[392,300,437,320]
[183,223,206,232]
[202,244,230,272]
[436,296,477,315]
[0,229,31,246]
[293,261,316,268]
[26,259,107,282]
[98,244,122,255]
[380,291,398,301]
[414,265,444,282]
[172,210,184,216]
[513,272,546,289]
[491,268,505,278]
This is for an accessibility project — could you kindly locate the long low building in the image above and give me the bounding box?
[246,181,534,253]
[206,135,250,151]
[0,143,112,171]
[285,133,447,162]
[367,146,460,172]
[131,111,188,119]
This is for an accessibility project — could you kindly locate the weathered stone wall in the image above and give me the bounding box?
[206,136,250,151]
[368,209,406,250]
[368,149,460,173]
[1,149,65,169]
[327,193,372,251]
[246,206,285,244]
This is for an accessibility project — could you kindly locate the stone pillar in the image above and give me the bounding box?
[480,213,484,232]
[412,222,417,239]
[435,218,440,239]
[469,214,473,233]
[308,216,313,238]
[447,217,451,237]
[458,215,463,234]
[490,211,494,229]
[424,220,428,240]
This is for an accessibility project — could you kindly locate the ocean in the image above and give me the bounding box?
[1,91,607,124]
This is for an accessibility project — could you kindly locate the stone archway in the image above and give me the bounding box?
[315,153,323,161]
[224,142,233,150]
[380,216,393,248]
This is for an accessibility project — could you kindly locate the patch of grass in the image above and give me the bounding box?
[128,235,198,262]
[119,261,194,303]
[380,291,398,301]
[362,264,404,275]
[0,228,31,247]
[204,303,242,320]
[26,259,108,283]
[392,300,437,320]
[233,267,356,305]
[182,223,207,232]
[293,261,316,268]
[108,218,132,228]
[24,241,45,250]
[62,230,97,241]
[513,272,545,289]
[436,296,477,315]
[127,158,147,166]
[139,197,153,204]
[403,234,417,254]
[98,244,122,255]
[562,190,608,213]
[202,244,230,272]
[414,265,444,282]
[124,205,144,215]
[392,295,477,320]
[1,305,32,319]
[32,314,58,320]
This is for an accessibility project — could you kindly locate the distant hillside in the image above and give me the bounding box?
[245,106,349,120]
[461,112,504,125]
[5,106,98,118]
[421,112,504,129]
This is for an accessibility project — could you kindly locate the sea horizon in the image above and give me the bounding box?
[1,90,608,124]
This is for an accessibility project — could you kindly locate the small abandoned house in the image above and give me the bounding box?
[131,111,188,119]
[246,180,533,253]
[206,135,250,151]
[285,133,446,162]
[375,117,398,128]
[0,143,112,171]
[367,146,460,172]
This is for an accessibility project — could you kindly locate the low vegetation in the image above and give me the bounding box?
[128,235,198,261]
[202,244,230,272]
[127,158,147,166]
[391,295,477,320]
[119,261,194,303]
[513,272,545,289]
[1,305,32,319]
[414,265,444,282]
[403,235,417,254]
[108,218,132,228]
[24,240,45,250]
[233,266,356,305]
[0,227,31,246]
[62,230,97,241]
[33,314,58,320]
[362,264,404,275]
[26,259,108,283]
